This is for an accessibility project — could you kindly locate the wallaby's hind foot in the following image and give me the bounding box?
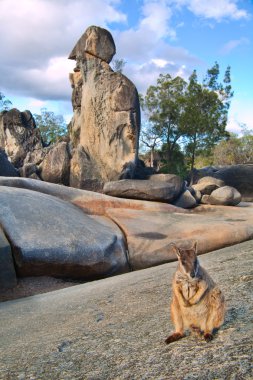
[204,333,213,342]
[165,332,185,344]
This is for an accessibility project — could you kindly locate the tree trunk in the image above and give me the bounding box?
[150,147,154,167]
[190,133,197,170]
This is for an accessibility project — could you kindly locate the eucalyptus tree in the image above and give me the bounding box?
[183,63,233,169]
[142,74,187,167]
[34,108,67,145]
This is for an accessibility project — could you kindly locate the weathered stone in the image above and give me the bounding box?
[103,174,184,202]
[69,144,104,192]
[172,189,197,208]
[189,165,253,201]
[40,142,70,186]
[106,204,253,270]
[0,177,182,216]
[23,146,47,166]
[192,181,220,195]
[119,159,155,180]
[187,166,222,185]
[19,163,40,179]
[208,186,242,206]
[189,187,202,203]
[0,108,43,167]
[213,164,253,201]
[0,186,129,279]
[198,176,225,187]
[0,227,17,288]
[0,149,19,177]
[148,173,184,184]
[69,71,83,111]
[0,242,252,380]
[201,194,210,204]
[69,25,116,63]
[68,26,140,185]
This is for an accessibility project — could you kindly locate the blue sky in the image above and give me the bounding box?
[0,0,252,133]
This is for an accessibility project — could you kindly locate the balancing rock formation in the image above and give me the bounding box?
[68,25,141,189]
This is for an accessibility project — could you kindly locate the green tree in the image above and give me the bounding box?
[143,74,187,168]
[182,64,233,170]
[0,92,12,111]
[141,63,233,173]
[34,108,67,145]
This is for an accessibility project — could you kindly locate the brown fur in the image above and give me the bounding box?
[165,242,225,344]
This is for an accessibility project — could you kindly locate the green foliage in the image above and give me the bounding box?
[213,125,253,165]
[34,108,67,145]
[159,142,187,178]
[182,63,232,170]
[0,92,12,111]
[143,74,187,165]
[141,63,233,172]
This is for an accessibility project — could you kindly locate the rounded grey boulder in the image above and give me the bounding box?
[103,174,184,203]
[0,186,128,279]
[208,186,242,206]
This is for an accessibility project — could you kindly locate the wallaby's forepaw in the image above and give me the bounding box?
[165,332,184,344]
[204,333,213,342]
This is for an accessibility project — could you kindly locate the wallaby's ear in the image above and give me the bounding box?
[192,240,198,254]
[170,243,181,258]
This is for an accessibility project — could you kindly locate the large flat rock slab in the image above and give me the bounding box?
[0,177,182,215]
[0,241,252,379]
[107,203,253,270]
[0,186,128,279]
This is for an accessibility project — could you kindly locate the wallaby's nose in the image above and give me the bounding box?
[190,270,195,278]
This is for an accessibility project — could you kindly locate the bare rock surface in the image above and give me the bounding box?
[192,181,220,195]
[0,177,181,216]
[69,25,141,184]
[213,164,253,202]
[107,203,253,270]
[69,25,116,63]
[0,241,252,380]
[0,149,19,177]
[0,186,129,279]
[198,176,225,187]
[40,141,70,185]
[0,178,253,273]
[0,108,43,167]
[191,165,253,201]
[103,174,184,202]
[206,186,242,206]
[172,189,197,208]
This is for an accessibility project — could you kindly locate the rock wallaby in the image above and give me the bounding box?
[165,242,225,344]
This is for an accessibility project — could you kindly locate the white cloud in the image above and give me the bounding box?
[151,58,173,68]
[221,37,250,54]
[124,59,192,94]
[0,0,251,114]
[0,0,126,99]
[175,0,249,21]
